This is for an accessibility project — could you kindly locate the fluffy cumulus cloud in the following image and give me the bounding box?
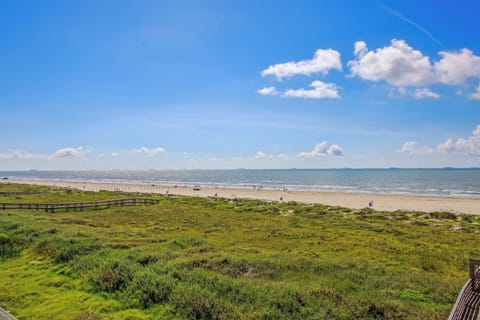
[401,124,480,156]
[399,141,430,155]
[413,88,439,99]
[255,151,289,160]
[349,39,480,95]
[297,141,344,158]
[348,39,434,87]
[260,39,480,100]
[471,85,480,100]
[261,49,342,80]
[257,86,279,96]
[434,49,480,85]
[283,80,340,99]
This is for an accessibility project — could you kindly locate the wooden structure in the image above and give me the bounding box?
[449,258,480,320]
[0,198,159,213]
[0,192,43,196]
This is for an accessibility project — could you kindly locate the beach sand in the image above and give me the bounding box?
[2,178,480,215]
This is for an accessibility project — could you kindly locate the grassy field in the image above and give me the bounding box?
[0,183,479,319]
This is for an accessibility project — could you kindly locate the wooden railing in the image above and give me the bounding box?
[470,258,480,293]
[449,258,480,320]
[0,198,159,213]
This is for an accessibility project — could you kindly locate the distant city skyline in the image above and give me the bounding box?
[1,0,480,169]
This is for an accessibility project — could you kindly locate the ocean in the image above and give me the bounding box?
[2,169,480,198]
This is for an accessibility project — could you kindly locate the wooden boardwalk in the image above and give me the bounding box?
[0,198,159,213]
[449,259,480,320]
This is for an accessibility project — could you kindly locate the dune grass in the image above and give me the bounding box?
[0,183,479,319]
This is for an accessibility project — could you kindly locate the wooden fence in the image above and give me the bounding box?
[449,258,480,320]
[0,192,44,196]
[0,198,159,213]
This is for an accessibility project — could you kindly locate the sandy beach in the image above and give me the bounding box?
[2,178,480,215]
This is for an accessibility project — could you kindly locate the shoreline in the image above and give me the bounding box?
[2,178,480,215]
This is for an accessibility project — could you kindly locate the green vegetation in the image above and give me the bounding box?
[0,183,479,319]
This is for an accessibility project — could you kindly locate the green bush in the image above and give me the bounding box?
[0,232,21,260]
[126,269,177,308]
[429,211,457,220]
[170,284,233,320]
[93,259,137,293]
[34,237,97,263]
[0,233,9,244]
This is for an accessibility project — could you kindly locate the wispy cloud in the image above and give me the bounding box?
[255,151,289,160]
[413,88,439,100]
[112,146,166,157]
[380,4,443,48]
[0,146,91,161]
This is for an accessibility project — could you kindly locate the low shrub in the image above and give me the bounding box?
[92,259,137,293]
[170,284,233,320]
[0,233,20,260]
[34,237,98,263]
[126,269,177,308]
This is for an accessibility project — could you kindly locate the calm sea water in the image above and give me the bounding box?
[2,169,480,198]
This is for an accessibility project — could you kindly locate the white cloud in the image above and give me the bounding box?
[435,49,480,85]
[348,39,434,87]
[283,80,340,99]
[413,88,439,99]
[255,151,289,160]
[132,146,166,156]
[0,150,40,160]
[471,84,480,100]
[0,146,91,161]
[354,41,368,58]
[399,141,432,155]
[401,124,480,156]
[261,49,342,80]
[257,86,279,96]
[327,144,344,156]
[50,146,90,159]
[436,125,480,155]
[297,141,344,158]
[112,146,166,157]
[255,151,267,159]
[349,39,480,93]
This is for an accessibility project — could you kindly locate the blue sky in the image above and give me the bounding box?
[1,0,480,169]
